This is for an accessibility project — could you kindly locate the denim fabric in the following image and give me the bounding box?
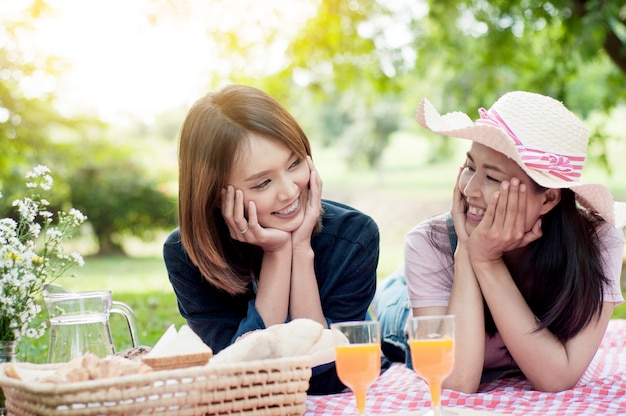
[445,212,457,253]
[375,212,457,369]
[374,269,413,368]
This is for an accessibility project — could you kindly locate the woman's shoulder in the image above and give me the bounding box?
[321,199,377,225]
[404,212,452,251]
[319,199,379,239]
[596,220,625,244]
[322,199,370,215]
[163,227,190,263]
[163,227,182,247]
[408,212,449,237]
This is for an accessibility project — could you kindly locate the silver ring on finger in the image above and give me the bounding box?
[239,224,249,234]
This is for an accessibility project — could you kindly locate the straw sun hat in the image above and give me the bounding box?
[415,91,626,228]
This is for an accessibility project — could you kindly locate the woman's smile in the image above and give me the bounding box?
[273,197,301,217]
[466,204,486,223]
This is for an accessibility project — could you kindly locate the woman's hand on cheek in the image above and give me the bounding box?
[469,178,541,262]
[292,156,322,247]
[243,201,291,252]
[221,186,247,239]
[467,188,504,263]
[451,167,470,244]
[221,187,290,251]
[522,217,543,247]
[497,179,543,249]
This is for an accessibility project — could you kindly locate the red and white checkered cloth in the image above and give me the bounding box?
[305,319,626,415]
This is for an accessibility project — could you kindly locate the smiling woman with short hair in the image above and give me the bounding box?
[163,84,381,395]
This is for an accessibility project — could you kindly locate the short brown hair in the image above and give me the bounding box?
[177,84,311,294]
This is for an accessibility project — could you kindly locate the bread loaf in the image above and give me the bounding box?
[4,353,152,383]
[142,324,213,370]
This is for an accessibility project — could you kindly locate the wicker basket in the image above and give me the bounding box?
[0,356,312,416]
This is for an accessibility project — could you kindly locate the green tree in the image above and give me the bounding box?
[67,142,176,256]
[271,0,625,163]
[413,0,626,114]
[283,0,625,108]
[0,1,89,185]
[1,2,177,255]
[0,2,109,219]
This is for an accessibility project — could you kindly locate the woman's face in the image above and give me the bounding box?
[226,133,310,232]
[459,142,557,235]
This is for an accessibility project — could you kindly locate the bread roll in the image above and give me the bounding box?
[209,318,324,365]
[269,318,325,357]
[209,329,280,365]
[115,345,152,361]
[308,329,336,367]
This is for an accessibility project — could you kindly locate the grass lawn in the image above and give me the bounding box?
[16,131,626,362]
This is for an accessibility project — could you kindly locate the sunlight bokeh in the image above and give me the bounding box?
[18,0,317,123]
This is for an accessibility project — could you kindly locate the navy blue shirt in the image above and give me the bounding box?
[163,199,379,394]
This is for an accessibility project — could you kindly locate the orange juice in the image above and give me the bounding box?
[335,343,381,414]
[409,338,454,407]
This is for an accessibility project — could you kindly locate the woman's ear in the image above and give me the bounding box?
[540,188,561,215]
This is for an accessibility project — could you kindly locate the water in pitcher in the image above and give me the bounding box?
[44,287,140,363]
[48,313,115,363]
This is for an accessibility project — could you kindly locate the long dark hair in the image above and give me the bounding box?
[433,188,608,342]
[482,188,608,341]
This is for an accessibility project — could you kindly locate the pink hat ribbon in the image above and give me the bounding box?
[476,107,585,182]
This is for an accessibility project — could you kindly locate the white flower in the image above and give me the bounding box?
[13,198,38,223]
[29,223,42,238]
[25,165,53,191]
[0,165,87,341]
[46,228,62,239]
[70,251,85,267]
[69,208,86,224]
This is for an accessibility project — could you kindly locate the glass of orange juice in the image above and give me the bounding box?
[331,320,381,415]
[407,315,456,416]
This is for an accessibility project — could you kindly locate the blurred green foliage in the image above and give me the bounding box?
[67,142,176,255]
[0,2,177,255]
[269,0,626,168]
[1,0,625,257]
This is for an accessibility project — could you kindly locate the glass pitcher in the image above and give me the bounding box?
[43,287,140,363]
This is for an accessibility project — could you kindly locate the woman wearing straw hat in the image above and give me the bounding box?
[376,91,625,393]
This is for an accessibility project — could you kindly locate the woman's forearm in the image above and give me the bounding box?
[289,246,326,327]
[473,259,610,391]
[442,246,486,393]
[255,246,293,326]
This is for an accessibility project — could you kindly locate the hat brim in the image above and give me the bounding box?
[416,98,623,227]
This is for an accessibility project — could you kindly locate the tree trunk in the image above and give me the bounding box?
[97,233,126,256]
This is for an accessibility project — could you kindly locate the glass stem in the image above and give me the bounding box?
[430,379,443,409]
[354,386,367,415]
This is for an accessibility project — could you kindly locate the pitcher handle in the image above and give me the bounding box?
[111,301,141,349]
